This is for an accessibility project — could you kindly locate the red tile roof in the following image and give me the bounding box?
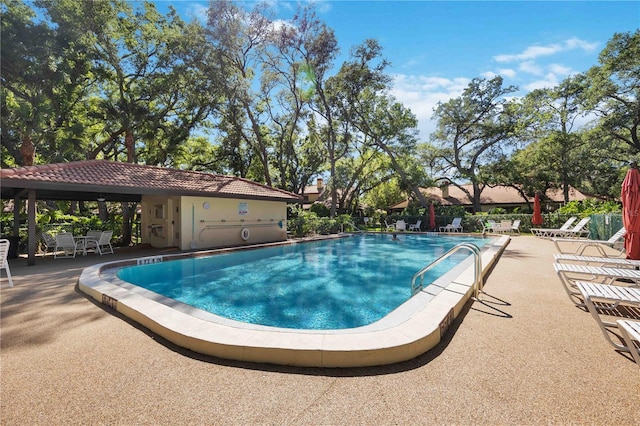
[1,160,302,202]
[389,184,593,209]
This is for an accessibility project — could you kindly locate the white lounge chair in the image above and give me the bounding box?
[554,262,640,305]
[85,230,114,255]
[576,281,640,352]
[554,253,640,268]
[395,220,406,232]
[440,217,463,232]
[0,239,14,287]
[531,216,577,238]
[54,233,82,258]
[555,217,591,239]
[408,220,422,232]
[617,320,640,366]
[552,227,626,257]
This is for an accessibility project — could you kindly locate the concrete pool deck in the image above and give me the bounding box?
[1,236,638,424]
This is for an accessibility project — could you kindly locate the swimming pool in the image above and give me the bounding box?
[116,234,487,330]
[78,233,510,367]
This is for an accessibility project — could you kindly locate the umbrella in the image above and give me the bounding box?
[621,163,640,259]
[429,204,436,231]
[532,193,543,226]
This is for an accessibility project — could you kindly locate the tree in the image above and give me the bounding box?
[430,77,519,212]
[40,0,223,244]
[291,6,342,215]
[205,0,276,185]
[581,30,640,152]
[519,76,588,202]
[1,0,92,166]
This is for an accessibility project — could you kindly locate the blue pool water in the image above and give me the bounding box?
[117,234,488,330]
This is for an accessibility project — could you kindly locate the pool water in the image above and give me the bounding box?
[117,234,487,330]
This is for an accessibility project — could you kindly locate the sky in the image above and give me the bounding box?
[152,0,640,140]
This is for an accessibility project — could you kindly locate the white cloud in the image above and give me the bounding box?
[564,37,599,52]
[523,73,560,91]
[391,74,470,139]
[495,44,563,62]
[548,63,573,76]
[519,61,544,75]
[498,68,517,78]
[481,68,516,79]
[493,37,599,63]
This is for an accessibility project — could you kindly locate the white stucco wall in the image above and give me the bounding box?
[141,195,288,250]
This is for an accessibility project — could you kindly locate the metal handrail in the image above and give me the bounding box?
[411,242,482,298]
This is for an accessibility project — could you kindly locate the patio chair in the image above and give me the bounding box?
[0,239,14,287]
[617,320,640,366]
[395,220,406,232]
[440,217,463,232]
[40,231,56,256]
[554,262,640,306]
[576,281,640,352]
[384,219,395,232]
[85,230,114,255]
[552,227,626,257]
[482,220,497,233]
[54,233,82,258]
[408,220,422,232]
[509,219,521,235]
[531,216,577,238]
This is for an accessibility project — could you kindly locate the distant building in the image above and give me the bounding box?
[389,184,597,213]
[300,178,326,210]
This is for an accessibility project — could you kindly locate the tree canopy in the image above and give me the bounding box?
[1,0,639,220]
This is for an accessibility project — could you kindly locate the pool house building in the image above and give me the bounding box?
[0,160,302,264]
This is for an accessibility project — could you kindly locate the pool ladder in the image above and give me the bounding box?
[411,243,483,299]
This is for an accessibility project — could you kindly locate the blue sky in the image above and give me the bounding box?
[153,0,640,139]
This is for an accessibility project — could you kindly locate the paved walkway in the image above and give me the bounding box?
[1,237,638,425]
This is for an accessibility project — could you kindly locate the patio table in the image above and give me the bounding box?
[74,236,99,256]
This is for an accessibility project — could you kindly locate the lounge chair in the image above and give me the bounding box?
[554,217,591,239]
[395,220,406,232]
[617,320,640,366]
[576,281,640,352]
[0,239,14,287]
[408,220,422,232]
[552,227,626,257]
[554,262,640,305]
[54,233,82,258]
[531,216,577,238]
[554,253,640,268]
[85,230,114,255]
[440,217,463,232]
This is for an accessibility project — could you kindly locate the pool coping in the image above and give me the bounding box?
[78,233,510,367]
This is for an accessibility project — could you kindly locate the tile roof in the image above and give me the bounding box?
[0,160,302,202]
[389,184,593,209]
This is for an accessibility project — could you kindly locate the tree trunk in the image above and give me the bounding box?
[20,134,35,166]
[121,129,135,245]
